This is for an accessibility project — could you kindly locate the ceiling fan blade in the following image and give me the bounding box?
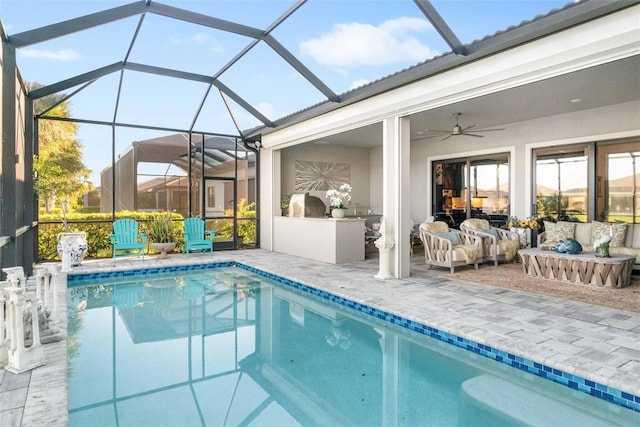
[473,127,505,132]
[462,133,484,138]
[425,128,450,133]
[462,124,477,132]
[441,134,453,141]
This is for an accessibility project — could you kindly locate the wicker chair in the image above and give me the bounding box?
[460,218,520,266]
[418,221,482,273]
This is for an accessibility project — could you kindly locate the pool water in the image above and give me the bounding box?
[67,266,640,426]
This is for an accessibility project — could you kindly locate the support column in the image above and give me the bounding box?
[260,147,279,251]
[381,116,411,278]
[1,39,18,269]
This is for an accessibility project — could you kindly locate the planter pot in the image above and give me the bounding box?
[151,242,176,259]
[57,232,88,267]
[331,208,347,218]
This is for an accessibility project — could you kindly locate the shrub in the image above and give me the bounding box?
[38,211,184,261]
[214,200,256,244]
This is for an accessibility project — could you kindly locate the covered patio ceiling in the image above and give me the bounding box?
[3,0,637,147]
[319,54,640,149]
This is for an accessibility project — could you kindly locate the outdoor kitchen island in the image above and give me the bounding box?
[273,216,366,264]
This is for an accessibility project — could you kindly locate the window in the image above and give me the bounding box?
[535,148,588,222]
[597,141,640,223]
[433,153,509,229]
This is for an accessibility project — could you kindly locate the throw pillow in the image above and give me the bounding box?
[544,221,576,244]
[437,231,462,246]
[592,221,627,248]
[483,228,500,239]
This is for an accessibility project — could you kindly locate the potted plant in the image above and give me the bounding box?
[325,183,352,218]
[148,212,177,258]
[280,194,291,216]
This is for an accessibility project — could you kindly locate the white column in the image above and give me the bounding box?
[381,116,411,278]
[48,265,64,320]
[260,147,279,251]
[33,268,47,308]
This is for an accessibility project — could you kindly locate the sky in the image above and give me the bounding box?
[0,0,572,186]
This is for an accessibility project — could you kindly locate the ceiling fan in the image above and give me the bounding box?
[425,113,504,141]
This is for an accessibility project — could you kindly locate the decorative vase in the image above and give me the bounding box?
[595,241,610,257]
[150,242,176,259]
[331,208,347,218]
[511,227,530,248]
[57,232,88,267]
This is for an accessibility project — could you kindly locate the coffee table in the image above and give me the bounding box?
[518,248,634,288]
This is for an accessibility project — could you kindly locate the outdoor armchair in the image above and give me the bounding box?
[109,219,147,261]
[419,221,482,273]
[460,218,519,266]
[183,217,214,255]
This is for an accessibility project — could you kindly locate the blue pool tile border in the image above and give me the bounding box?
[67,261,640,413]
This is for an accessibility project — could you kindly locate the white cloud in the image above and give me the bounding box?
[300,17,436,68]
[349,79,370,90]
[19,48,79,61]
[168,33,224,53]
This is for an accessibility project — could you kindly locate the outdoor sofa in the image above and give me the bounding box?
[538,221,640,269]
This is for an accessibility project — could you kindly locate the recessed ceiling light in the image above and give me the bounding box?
[314,140,330,144]
[570,98,583,103]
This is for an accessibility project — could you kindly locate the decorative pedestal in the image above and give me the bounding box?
[375,218,395,279]
[4,287,46,373]
[57,232,88,269]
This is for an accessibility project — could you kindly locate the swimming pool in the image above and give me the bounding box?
[67,263,640,426]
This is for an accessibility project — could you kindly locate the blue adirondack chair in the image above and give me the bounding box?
[183,217,214,255]
[110,219,148,260]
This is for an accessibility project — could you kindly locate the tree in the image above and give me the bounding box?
[30,82,92,223]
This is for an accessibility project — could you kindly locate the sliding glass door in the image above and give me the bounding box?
[598,141,640,223]
[535,148,588,223]
[433,153,510,229]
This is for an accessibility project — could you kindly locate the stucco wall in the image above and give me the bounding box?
[280,143,374,214]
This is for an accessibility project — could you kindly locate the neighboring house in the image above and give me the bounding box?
[100,134,256,218]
